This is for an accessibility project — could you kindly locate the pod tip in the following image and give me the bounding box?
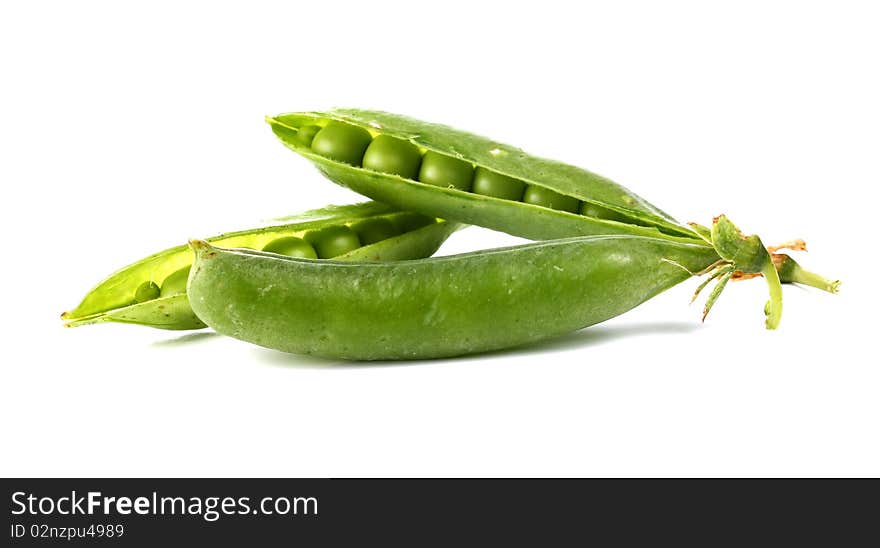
[188,239,215,257]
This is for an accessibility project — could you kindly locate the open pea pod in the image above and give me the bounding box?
[266,110,700,243]
[62,202,459,330]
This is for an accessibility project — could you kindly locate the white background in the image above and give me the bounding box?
[1,1,878,477]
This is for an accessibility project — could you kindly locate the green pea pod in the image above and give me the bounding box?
[186,236,721,360]
[266,110,699,242]
[62,202,459,330]
[267,111,839,329]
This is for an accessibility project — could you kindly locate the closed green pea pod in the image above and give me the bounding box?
[362,135,422,179]
[419,151,474,191]
[187,236,721,360]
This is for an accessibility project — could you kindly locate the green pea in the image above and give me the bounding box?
[362,135,422,179]
[523,185,581,213]
[305,225,361,258]
[160,266,191,297]
[391,212,435,233]
[352,218,400,245]
[294,125,322,147]
[471,167,526,201]
[262,237,318,258]
[580,202,630,223]
[134,281,160,303]
[418,151,474,191]
[310,121,372,166]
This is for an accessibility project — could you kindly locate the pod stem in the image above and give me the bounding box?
[773,253,841,294]
[707,215,788,329]
[788,267,841,294]
[761,259,783,330]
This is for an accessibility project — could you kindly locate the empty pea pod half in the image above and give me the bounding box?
[62,202,458,330]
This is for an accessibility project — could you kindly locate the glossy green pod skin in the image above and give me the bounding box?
[62,202,459,330]
[267,109,698,242]
[187,236,720,360]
